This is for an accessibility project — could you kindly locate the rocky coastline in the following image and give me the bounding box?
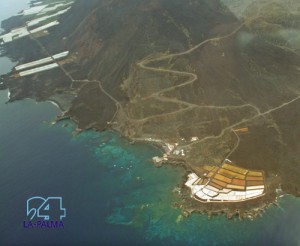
[1,0,299,220]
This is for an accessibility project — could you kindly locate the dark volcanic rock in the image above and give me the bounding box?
[2,0,300,212]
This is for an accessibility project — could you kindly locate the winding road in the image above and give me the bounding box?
[28,17,300,158]
[134,19,300,156]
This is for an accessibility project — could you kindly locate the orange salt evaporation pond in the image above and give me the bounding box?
[185,160,265,202]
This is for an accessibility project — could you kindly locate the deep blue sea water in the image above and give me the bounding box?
[1,2,300,245]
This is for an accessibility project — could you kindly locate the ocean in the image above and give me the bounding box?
[1,1,300,245]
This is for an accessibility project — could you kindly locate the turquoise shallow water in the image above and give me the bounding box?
[1,1,300,245]
[1,89,300,245]
[68,128,300,246]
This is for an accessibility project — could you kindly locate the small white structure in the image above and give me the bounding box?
[173,150,180,155]
[19,63,59,77]
[181,149,185,156]
[0,1,73,45]
[0,27,29,42]
[27,7,71,27]
[0,20,59,44]
[21,5,47,16]
[165,143,175,154]
[38,2,73,15]
[32,1,43,6]
[30,20,60,33]
[191,137,199,142]
[15,51,69,71]
[152,156,163,163]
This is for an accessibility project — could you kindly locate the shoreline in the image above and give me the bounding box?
[18,97,278,220]
[0,0,287,221]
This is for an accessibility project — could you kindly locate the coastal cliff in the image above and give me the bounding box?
[1,0,300,217]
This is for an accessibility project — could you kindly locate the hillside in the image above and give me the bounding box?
[1,0,300,214]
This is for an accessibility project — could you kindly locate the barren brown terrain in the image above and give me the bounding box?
[1,0,300,216]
